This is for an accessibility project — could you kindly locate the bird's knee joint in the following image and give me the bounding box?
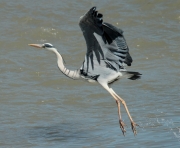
[121,100,126,105]
[116,100,120,104]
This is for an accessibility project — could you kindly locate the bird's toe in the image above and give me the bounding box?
[131,121,139,136]
[119,120,126,136]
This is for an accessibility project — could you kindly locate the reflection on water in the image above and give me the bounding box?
[0,0,180,147]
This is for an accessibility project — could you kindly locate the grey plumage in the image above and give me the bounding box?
[29,6,142,135]
[79,7,137,82]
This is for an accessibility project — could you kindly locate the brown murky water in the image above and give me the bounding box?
[0,0,180,147]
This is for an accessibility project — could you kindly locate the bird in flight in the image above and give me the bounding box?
[29,7,141,135]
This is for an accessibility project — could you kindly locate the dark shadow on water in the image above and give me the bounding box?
[27,122,91,143]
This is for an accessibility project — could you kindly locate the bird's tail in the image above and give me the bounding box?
[122,71,142,80]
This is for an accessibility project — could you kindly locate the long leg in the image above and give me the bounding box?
[110,89,139,135]
[116,99,126,135]
[99,82,126,135]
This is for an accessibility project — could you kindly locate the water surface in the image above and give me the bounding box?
[0,0,180,147]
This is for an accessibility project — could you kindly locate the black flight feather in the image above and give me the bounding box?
[79,7,133,72]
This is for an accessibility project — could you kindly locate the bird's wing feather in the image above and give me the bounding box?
[102,22,133,67]
[79,7,132,73]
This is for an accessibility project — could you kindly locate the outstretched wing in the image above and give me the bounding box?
[79,7,132,72]
[102,22,133,68]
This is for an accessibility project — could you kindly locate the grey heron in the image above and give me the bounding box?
[29,7,141,135]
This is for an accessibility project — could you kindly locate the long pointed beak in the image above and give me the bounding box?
[28,44,43,48]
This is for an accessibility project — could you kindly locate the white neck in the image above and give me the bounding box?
[49,48,80,79]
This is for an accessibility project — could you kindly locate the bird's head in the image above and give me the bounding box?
[79,7,103,33]
[28,43,56,52]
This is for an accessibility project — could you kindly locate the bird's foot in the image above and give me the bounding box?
[119,120,126,136]
[131,121,139,136]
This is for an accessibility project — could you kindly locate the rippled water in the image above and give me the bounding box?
[0,0,180,147]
